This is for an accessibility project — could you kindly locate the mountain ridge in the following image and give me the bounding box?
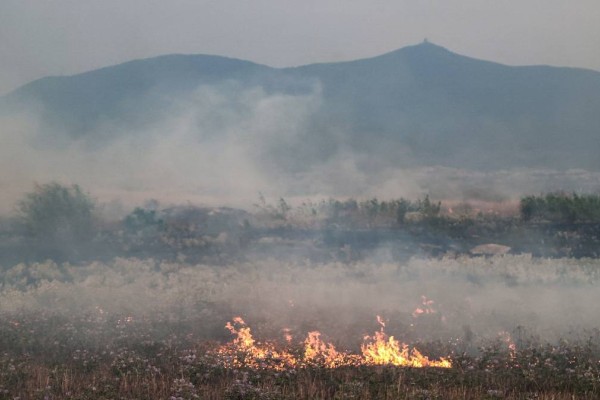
[3,41,600,171]
[8,42,600,102]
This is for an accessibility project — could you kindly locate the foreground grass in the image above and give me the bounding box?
[2,256,600,398]
[3,365,599,399]
[1,309,599,399]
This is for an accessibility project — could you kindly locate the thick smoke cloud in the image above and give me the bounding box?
[0,83,318,211]
[2,79,600,214]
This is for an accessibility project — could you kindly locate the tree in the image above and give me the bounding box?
[395,198,414,224]
[417,195,441,219]
[519,193,600,223]
[18,182,96,251]
[520,195,537,221]
[123,207,164,234]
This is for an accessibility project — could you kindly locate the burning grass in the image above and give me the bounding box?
[0,312,599,399]
[1,256,600,398]
[210,316,451,371]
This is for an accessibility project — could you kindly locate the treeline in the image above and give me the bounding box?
[3,183,251,264]
[520,193,600,223]
[1,184,454,263]
[262,193,600,227]
[255,194,441,228]
[4,182,600,264]
[12,184,600,245]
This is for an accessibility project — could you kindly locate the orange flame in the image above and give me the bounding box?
[303,331,360,367]
[282,328,293,344]
[361,316,451,368]
[212,316,452,370]
[498,331,517,360]
[215,317,297,370]
[412,296,436,318]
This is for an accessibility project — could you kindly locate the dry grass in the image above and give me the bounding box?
[1,256,600,399]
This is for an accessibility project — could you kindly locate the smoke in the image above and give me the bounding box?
[2,256,600,347]
[2,79,600,216]
[0,83,318,212]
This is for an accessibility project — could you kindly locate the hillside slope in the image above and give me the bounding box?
[3,41,600,171]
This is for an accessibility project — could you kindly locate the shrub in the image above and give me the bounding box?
[17,182,96,250]
[520,193,600,223]
[123,207,164,234]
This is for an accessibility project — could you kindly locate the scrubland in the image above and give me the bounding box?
[1,255,600,399]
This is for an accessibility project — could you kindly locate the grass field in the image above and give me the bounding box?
[1,255,600,399]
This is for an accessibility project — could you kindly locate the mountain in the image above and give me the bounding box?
[3,41,600,171]
[282,42,600,170]
[2,54,276,142]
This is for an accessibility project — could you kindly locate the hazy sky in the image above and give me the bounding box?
[1,0,599,95]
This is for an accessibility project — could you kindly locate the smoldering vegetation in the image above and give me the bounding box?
[2,256,600,398]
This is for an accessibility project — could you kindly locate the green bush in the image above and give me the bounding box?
[520,193,600,223]
[18,182,96,248]
[123,207,163,233]
[292,195,440,228]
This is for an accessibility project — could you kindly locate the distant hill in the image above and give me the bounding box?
[2,54,276,143]
[3,41,600,171]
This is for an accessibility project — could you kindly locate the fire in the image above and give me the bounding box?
[215,317,297,370]
[498,331,517,361]
[303,331,360,367]
[225,317,255,348]
[361,316,452,368]
[412,296,436,318]
[211,316,452,370]
[282,327,293,344]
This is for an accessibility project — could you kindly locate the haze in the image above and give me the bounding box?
[1,0,600,95]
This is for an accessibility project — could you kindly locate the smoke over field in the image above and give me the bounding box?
[4,256,600,343]
[3,98,600,216]
[2,256,600,398]
[2,42,600,399]
[3,42,600,214]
